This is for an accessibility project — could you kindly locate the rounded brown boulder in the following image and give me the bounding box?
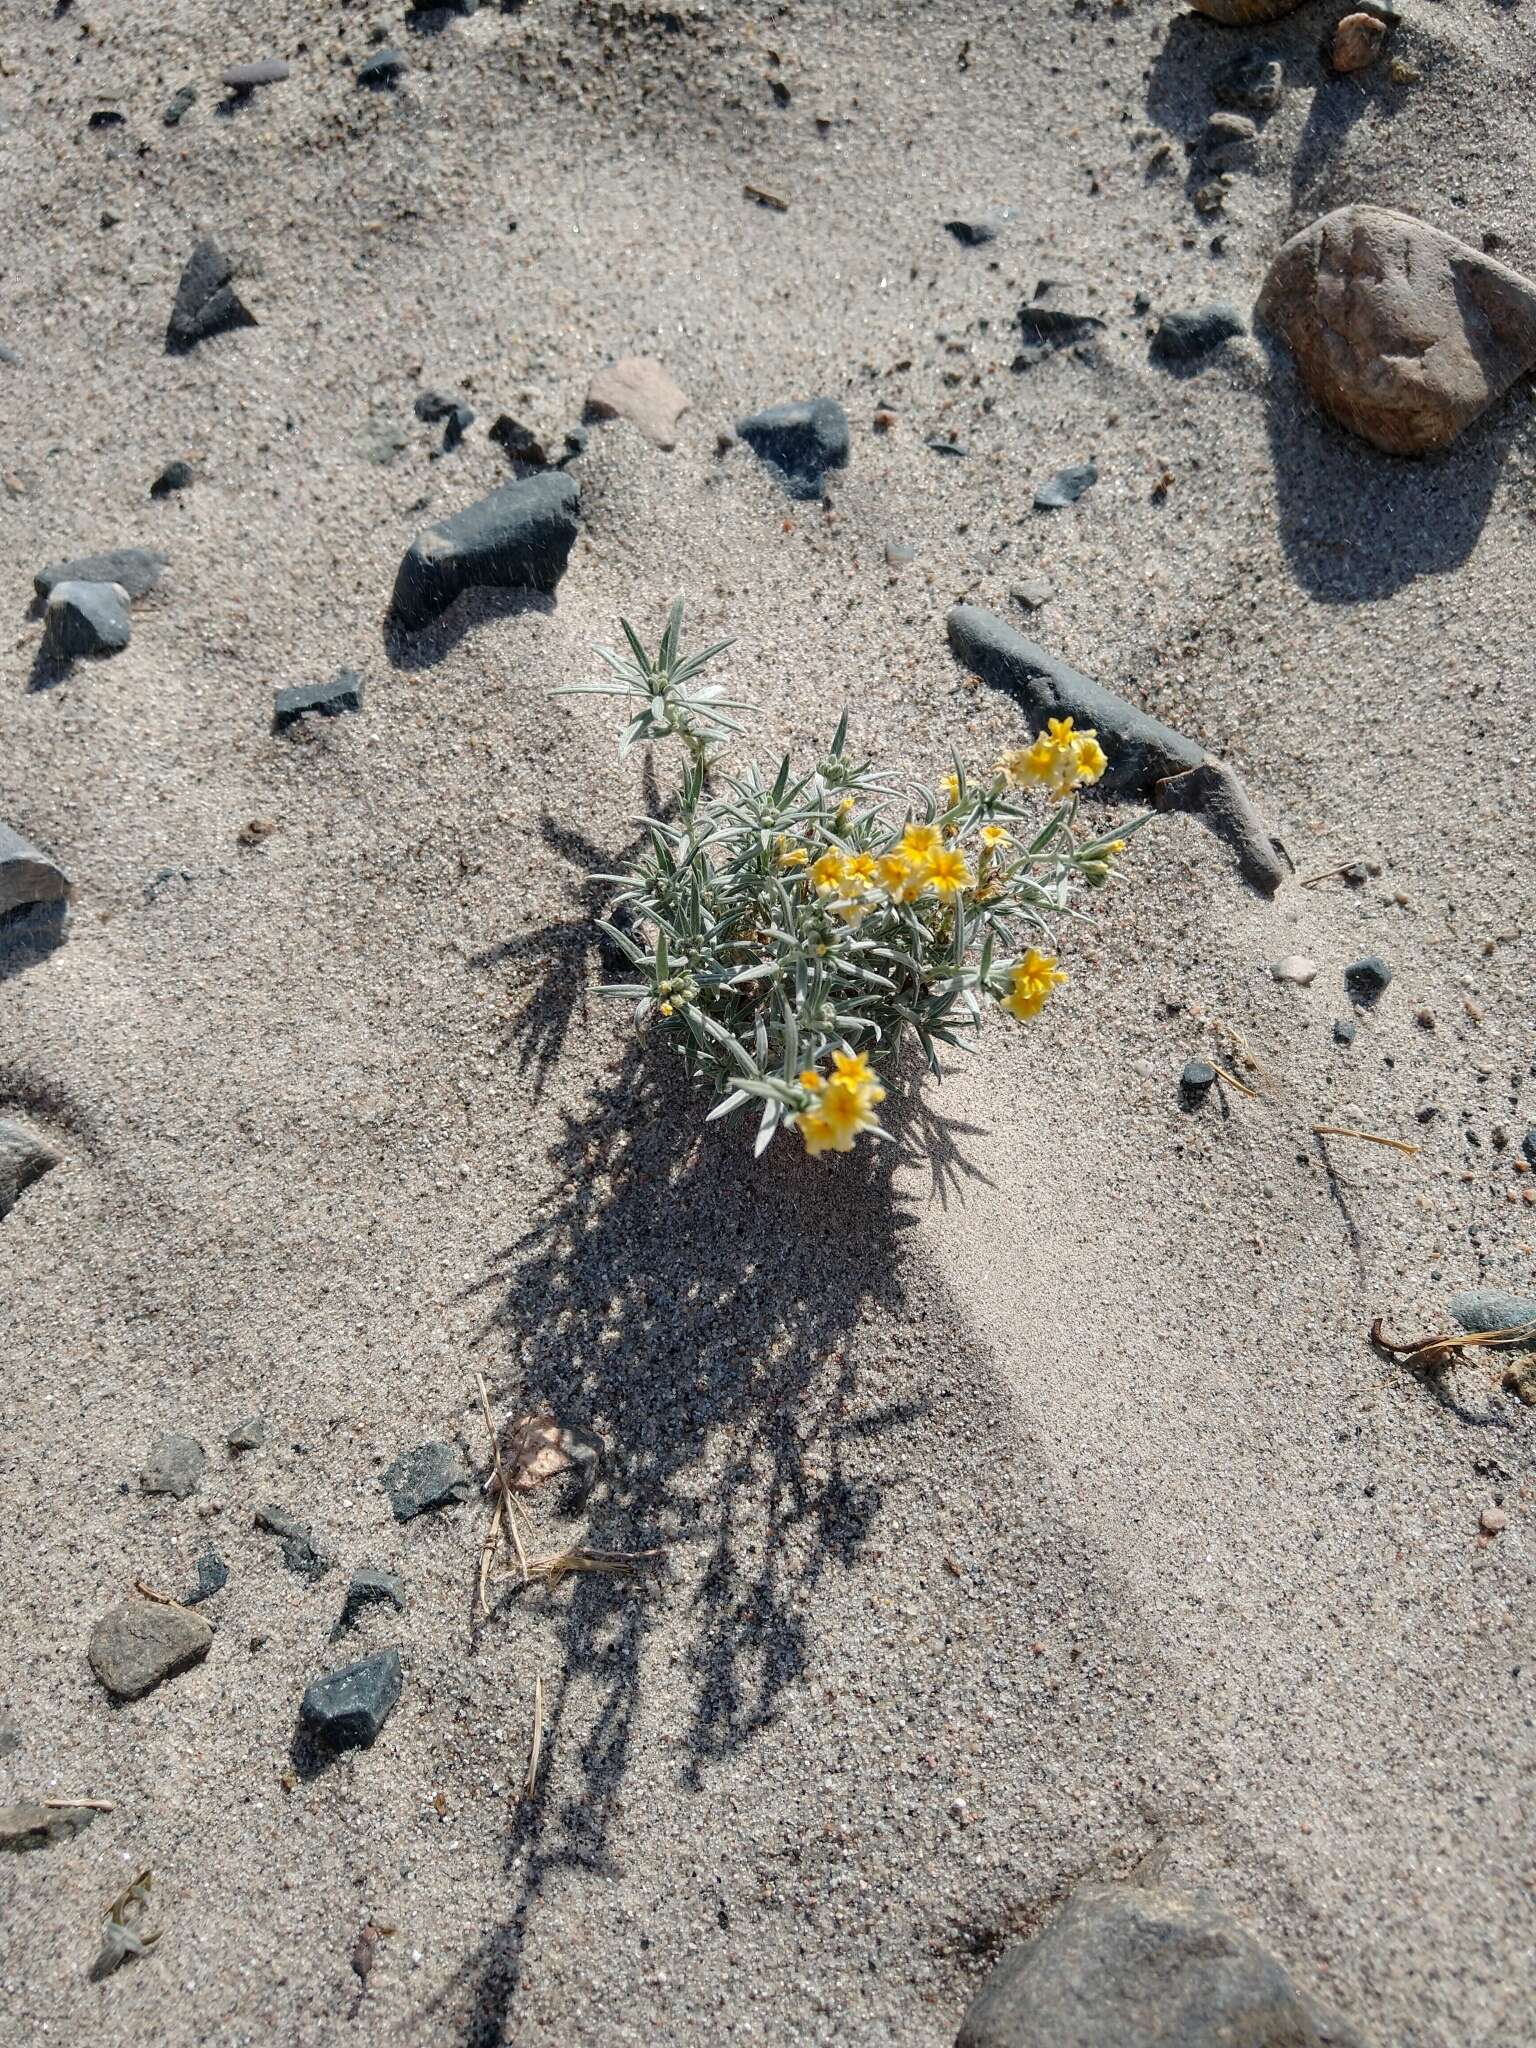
[1256,204,1536,455]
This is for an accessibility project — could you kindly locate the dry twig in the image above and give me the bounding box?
[1311,1125,1418,1157]
[524,1674,545,1802]
[1370,1317,1536,1369]
[1298,858,1368,889]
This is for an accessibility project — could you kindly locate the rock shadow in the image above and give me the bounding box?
[437,1027,989,2042]
[0,902,68,982]
[1261,337,1521,603]
[381,587,556,673]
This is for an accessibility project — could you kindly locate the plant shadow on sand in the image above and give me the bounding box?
[442,953,991,2042]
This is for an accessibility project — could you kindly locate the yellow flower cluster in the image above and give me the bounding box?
[999,716,1108,799]
[1000,947,1068,1021]
[794,1049,887,1155]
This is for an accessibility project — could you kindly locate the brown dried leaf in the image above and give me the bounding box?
[502,1411,605,1495]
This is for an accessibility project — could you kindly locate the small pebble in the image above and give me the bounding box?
[149,459,195,498]
[1181,1059,1216,1101]
[1480,1506,1507,1536]
[1033,462,1096,510]
[140,1431,206,1499]
[1271,955,1317,987]
[1332,12,1387,73]
[222,59,291,92]
[1013,578,1052,611]
[1333,1017,1357,1045]
[884,539,916,570]
[163,85,197,126]
[1344,954,1393,1006]
[358,49,407,87]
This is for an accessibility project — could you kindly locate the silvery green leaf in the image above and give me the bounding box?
[707,1089,752,1121]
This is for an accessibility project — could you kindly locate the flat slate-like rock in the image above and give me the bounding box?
[955,1884,1358,2048]
[0,1119,59,1220]
[35,548,167,602]
[0,827,71,919]
[139,1431,206,1499]
[222,59,290,91]
[389,471,579,632]
[167,238,256,353]
[736,397,849,500]
[585,356,690,449]
[381,1441,473,1519]
[1343,954,1392,1005]
[944,209,1015,247]
[1451,1288,1536,1336]
[1257,205,1536,454]
[299,1648,402,1751]
[185,1550,229,1605]
[273,669,363,732]
[42,580,131,660]
[1151,304,1245,363]
[947,606,1204,798]
[88,1599,212,1700]
[1,1800,106,1852]
[1015,305,1105,371]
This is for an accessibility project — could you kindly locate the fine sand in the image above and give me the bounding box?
[1,3,1533,2044]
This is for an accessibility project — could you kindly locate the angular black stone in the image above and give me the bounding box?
[1033,462,1097,510]
[273,669,363,732]
[299,1649,402,1752]
[736,398,849,501]
[185,1550,229,1605]
[443,404,475,450]
[35,548,167,601]
[944,209,1015,247]
[947,606,1204,798]
[167,238,256,353]
[150,459,195,497]
[0,1119,59,1220]
[255,1503,334,1580]
[956,1884,1361,2048]
[42,581,131,659]
[389,471,579,632]
[381,1441,473,1520]
[332,1566,407,1639]
[1151,304,1246,364]
[1014,304,1105,371]
[414,389,460,423]
[1181,1059,1217,1101]
[488,414,551,466]
[163,84,197,126]
[358,49,408,87]
[1344,955,1393,1006]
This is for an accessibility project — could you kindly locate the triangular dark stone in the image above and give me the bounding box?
[167,238,256,353]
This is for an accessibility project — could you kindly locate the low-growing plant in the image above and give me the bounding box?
[556,601,1149,1159]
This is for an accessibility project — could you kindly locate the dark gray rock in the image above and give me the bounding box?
[1333,1016,1357,1045]
[1451,1288,1536,1336]
[389,471,579,631]
[332,1566,407,1639]
[1014,304,1105,371]
[255,1503,333,1580]
[163,84,197,126]
[273,669,363,732]
[43,580,131,659]
[488,414,552,466]
[1181,1060,1217,1100]
[222,59,290,91]
[140,1432,205,1499]
[0,827,71,919]
[955,1884,1358,2048]
[1213,49,1283,112]
[185,1550,229,1605]
[358,49,408,87]
[35,548,167,601]
[0,1119,59,1220]
[443,404,475,451]
[1034,462,1097,509]
[944,209,1015,246]
[226,1414,267,1452]
[167,238,256,352]
[88,1599,213,1700]
[88,110,125,130]
[736,398,850,500]
[1154,760,1285,896]
[0,343,23,367]
[381,1441,473,1520]
[926,437,969,457]
[413,389,460,423]
[1344,955,1392,1006]
[1523,1128,1536,1171]
[948,606,1203,799]
[1,1799,106,1852]
[1151,304,1246,364]
[1200,112,1259,171]
[150,459,195,497]
[299,1649,402,1751]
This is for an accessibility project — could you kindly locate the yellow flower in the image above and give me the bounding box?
[899,821,942,862]
[1046,716,1078,748]
[844,852,878,890]
[777,839,809,869]
[799,1069,824,1092]
[1107,838,1126,854]
[796,1049,886,1155]
[979,824,1011,850]
[810,849,847,894]
[659,1001,674,1017]
[938,771,961,806]
[1000,948,1067,1021]
[878,850,928,902]
[1069,733,1108,786]
[836,795,856,819]
[926,847,972,899]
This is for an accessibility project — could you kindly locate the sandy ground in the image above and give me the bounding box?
[1,2,1534,2044]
